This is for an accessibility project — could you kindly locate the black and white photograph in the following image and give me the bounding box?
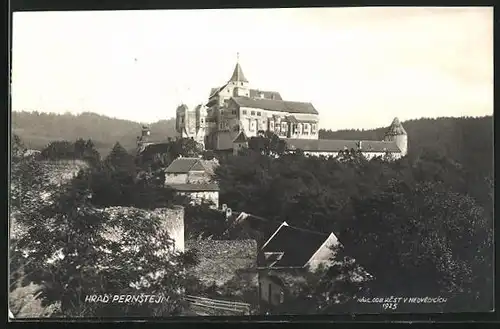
[9,6,494,318]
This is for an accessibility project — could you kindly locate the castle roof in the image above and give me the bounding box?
[232,97,319,115]
[285,139,401,153]
[229,62,249,83]
[385,117,407,136]
[209,87,283,101]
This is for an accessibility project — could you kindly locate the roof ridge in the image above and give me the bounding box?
[281,224,329,236]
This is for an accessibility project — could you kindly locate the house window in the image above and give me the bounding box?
[280,291,285,304]
[251,111,255,116]
[297,123,302,134]
[270,121,275,131]
[312,123,317,133]
[201,118,204,124]
[257,111,261,116]
[303,123,310,134]
[180,117,184,123]
[241,82,244,86]
[242,110,247,115]
[232,110,237,115]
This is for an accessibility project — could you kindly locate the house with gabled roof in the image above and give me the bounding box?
[164,157,220,207]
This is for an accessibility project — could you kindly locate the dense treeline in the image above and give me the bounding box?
[10,113,494,315]
[12,111,177,156]
[214,142,493,312]
[320,116,493,178]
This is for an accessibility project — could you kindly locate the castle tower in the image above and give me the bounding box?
[384,117,408,156]
[137,125,151,146]
[176,104,190,137]
[229,53,250,98]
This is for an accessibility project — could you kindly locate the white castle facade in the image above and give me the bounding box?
[174,57,408,159]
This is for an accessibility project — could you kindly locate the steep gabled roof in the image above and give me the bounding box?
[385,117,407,136]
[229,62,249,83]
[165,158,206,173]
[232,97,319,115]
[261,224,331,268]
[209,87,283,101]
[285,139,401,153]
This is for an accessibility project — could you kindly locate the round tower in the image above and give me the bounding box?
[176,104,189,136]
[383,117,408,157]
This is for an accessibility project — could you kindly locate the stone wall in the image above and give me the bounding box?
[39,160,89,186]
[102,205,185,252]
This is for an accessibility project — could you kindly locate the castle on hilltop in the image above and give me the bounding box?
[172,55,408,159]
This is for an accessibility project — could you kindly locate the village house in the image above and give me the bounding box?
[164,157,219,208]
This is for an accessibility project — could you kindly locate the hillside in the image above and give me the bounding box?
[12,111,177,155]
[12,111,493,177]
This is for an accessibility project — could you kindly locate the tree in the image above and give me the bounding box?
[338,180,492,311]
[14,173,200,317]
[40,141,75,160]
[105,142,136,173]
[248,131,286,157]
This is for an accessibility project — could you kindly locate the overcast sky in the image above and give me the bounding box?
[12,7,493,130]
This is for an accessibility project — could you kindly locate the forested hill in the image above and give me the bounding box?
[12,111,493,176]
[12,111,177,155]
[320,116,493,177]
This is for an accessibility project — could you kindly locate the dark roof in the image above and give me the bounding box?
[385,117,407,136]
[233,131,248,143]
[232,97,319,115]
[261,224,330,268]
[139,142,170,155]
[225,212,284,245]
[285,115,299,124]
[186,239,257,286]
[167,183,220,192]
[209,83,229,99]
[285,139,401,153]
[229,63,249,83]
[165,158,206,173]
[209,87,283,101]
[249,89,283,101]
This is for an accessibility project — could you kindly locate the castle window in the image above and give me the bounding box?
[201,118,204,123]
[251,111,255,116]
[242,110,247,115]
[241,82,243,86]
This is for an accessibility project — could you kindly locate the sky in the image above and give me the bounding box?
[12,7,493,130]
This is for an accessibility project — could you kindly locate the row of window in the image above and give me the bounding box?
[247,119,317,134]
[242,109,262,116]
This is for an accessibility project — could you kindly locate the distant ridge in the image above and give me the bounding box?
[12,111,177,155]
[12,111,492,176]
